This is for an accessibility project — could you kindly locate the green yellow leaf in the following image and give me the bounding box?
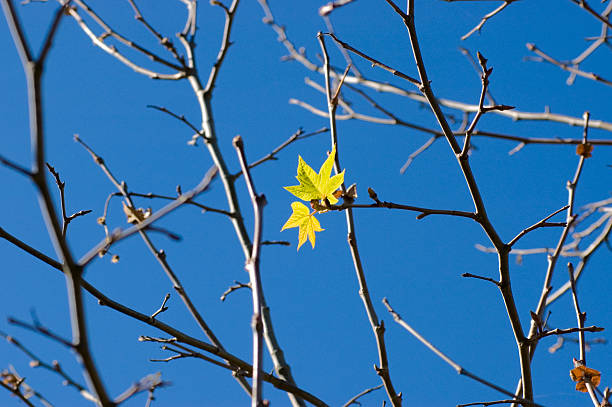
[281,201,324,250]
[284,144,345,205]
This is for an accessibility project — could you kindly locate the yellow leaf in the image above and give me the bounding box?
[281,202,324,250]
[284,145,345,205]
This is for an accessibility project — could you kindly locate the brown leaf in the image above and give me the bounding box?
[122,202,151,224]
[570,364,601,392]
[576,143,593,158]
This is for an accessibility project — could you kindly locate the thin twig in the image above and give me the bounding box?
[0,374,37,407]
[233,127,329,178]
[150,294,171,319]
[527,43,612,88]
[61,0,185,79]
[256,3,612,133]
[382,298,537,404]
[1,1,113,404]
[325,32,420,87]
[177,3,305,403]
[8,316,74,348]
[462,273,500,286]
[205,0,239,93]
[570,0,612,30]
[318,32,402,407]
[233,135,267,407]
[513,111,591,402]
[568,263,600,407]
[458,400,536,407]
[0,155,33,177]
[508,205,569,247]
[220,281,251,302]
[124,191,234,217]
[0,331,91,398]
[1,225,327,407]
[459,47,496,105]
[46,163,92,237]
[113,372,168,405]
[147,105,204,140]
[383,0,532,401]
[125,0,182,60]
[139,336,328,406]
[459,0,518,41]
[328,195,476,220]
[342,384,384,407]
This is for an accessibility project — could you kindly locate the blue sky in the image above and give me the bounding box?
[0,1,611,406]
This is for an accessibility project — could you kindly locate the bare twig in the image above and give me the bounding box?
[508,205,569,247]
[233,127,329,178]
[139,337,328,407]
[568,263,601,406]
[318,32,402,407]
[113,372,168,405]
[125,0,182,60]
[1,225,326,407]
[257,2,612,133]
[530,325,604,342]
[147,105,204,140]
[74,135,251,393]
[546,215,612,305]
[382,298,536,403]
[459,47,496,105]
[527,43,612,88]
[150,294,171,319]
[220,281,251,302]
[570,0,612,30]
[1,1,112,403]
[0,155,33,177]
[328,194,476,220]
[461,273,500,286]
[513,111,592,402]
[46,163,92,237]
[123,191,234,217]
[233,135,267,407]
[205,0,239,93]
[60,0,185,79]
[342,384,384,407]
[458,400,536,407]
[382,0,533,400]
[325,32,420,87]
[177,2,305,402]
[319,0,356,16]
[0,331,93,400]
[460,52,514,159]
[400,135,440,173]
[459,0,518,41]
[0,369,38,407]
[8,317,73,349]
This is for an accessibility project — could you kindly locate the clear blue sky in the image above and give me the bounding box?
[1,1,611,406]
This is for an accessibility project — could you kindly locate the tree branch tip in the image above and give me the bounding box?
[232,135,243,148]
